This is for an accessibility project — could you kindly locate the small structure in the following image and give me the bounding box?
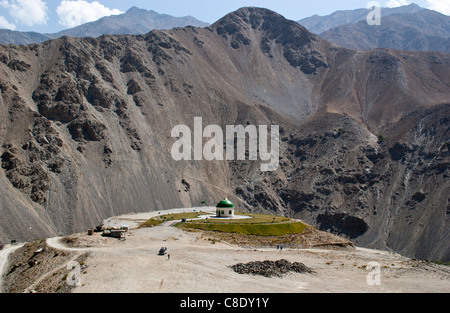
[102,228,126,239]
[216,198,234,218]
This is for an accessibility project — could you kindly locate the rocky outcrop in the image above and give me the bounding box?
[317,212,369,239]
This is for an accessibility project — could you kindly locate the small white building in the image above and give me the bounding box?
[216,198,234,218]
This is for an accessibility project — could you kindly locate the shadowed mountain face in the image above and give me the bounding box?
[0,7,449,261]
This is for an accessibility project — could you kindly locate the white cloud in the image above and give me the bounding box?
[426,0,450,15]
[56,0,124,28]
[0,16,16,30]
[385,0,409,8]
[0,0,48,27]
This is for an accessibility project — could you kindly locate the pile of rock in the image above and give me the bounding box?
[230,259,314,277]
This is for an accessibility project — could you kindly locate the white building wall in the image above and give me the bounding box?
[216,208,234,217]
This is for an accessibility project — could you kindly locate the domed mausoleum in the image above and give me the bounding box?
[216,198,234,217]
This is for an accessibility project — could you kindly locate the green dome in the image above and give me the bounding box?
[216,199,234,208]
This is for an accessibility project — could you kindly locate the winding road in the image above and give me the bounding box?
[46,237,91,252]
[2,206,449,293]
[0,243,25,293]
[0,207,216,293]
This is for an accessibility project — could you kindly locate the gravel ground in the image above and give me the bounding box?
[2,207,449,293]
[67,210,450,293]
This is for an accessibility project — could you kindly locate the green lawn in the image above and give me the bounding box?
[141,211,307,236]
[177,220,307,236]
[200,213,290,224]
[140,212,210,228]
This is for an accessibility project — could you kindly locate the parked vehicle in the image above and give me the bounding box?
[158,247,168,255]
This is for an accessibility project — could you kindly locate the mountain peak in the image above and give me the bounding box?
[213,7,290,28]
[125,6,157,15]
[211,7,328,74]
[212,6,313,38]
[231,6,282,18]
[126,6,141,13]
[404,3,422,9]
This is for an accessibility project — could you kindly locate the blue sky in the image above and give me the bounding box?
[0,0,448,33]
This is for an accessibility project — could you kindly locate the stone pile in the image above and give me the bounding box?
[230,259,314,277]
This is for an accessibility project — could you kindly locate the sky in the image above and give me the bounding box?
[0,0,449,33]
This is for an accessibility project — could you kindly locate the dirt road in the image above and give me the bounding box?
[0,243,24,293]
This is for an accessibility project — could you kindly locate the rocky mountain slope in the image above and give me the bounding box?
[0,7,449,261]
[0,7,209,45]
[321,9,450,53]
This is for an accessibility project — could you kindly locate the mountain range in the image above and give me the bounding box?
[1,3,450,53]
[0,6,209,45]
[298,3,425,34]
[0,7,449,262]
[320,7,450,53]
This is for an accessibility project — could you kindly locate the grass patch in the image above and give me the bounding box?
[204,213,290,224]
[140,218,165,228]
[141,211,306,237]
[177,221,307,236]
[433,260,450,266]
[140,212,210,228]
